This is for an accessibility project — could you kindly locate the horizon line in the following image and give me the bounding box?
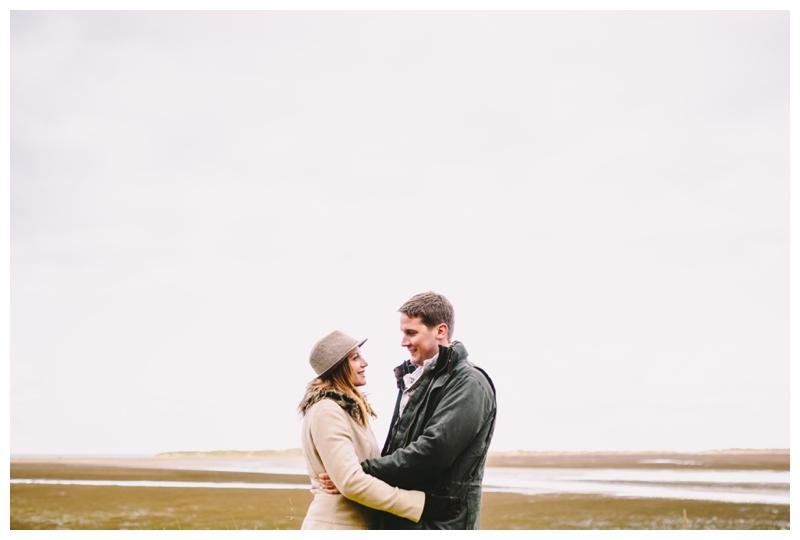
[10,447,790,458]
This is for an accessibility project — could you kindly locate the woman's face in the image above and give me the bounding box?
[347,347,368,386]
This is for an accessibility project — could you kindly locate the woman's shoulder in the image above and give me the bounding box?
[301,385,348,415]
[305,396,348,417]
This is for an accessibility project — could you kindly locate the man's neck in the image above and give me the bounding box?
[411,355,435,368]
[410,341,450,367]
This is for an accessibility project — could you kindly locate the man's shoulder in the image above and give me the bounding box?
[452,351,490,377]
[470,362,495,385]
[448,342,490,378]
[450,358,495,396]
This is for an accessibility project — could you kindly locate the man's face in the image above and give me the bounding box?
[400,313,446,366]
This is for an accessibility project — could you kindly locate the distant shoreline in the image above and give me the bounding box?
[11,448,789,471]
[11,448,790,459]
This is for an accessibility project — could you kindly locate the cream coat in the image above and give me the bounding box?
[300,398,425,529]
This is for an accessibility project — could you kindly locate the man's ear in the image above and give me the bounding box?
[436,323,449,341]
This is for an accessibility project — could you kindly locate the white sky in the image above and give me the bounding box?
[10,11,788,455]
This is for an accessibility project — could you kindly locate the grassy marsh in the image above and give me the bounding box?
[10,457,789,530]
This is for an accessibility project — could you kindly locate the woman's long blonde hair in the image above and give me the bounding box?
[298,354,376,427]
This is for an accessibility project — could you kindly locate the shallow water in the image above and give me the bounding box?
[11,478,307,490]
[481,467,788,505]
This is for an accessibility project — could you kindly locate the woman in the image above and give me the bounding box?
[298,330,457,529]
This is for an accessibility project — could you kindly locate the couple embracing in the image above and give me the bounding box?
[298,291,497,530]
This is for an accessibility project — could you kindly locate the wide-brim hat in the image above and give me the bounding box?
[309,330,368,377]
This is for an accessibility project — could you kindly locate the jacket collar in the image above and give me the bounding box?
[392,341,468,388]
[299,386,366,424]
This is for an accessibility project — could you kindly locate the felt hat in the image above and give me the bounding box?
[309,330,367,377]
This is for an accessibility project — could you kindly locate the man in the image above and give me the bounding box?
[320,291,497,529]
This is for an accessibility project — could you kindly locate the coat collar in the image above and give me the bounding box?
[392,341,468,388]
[299,386,367,424]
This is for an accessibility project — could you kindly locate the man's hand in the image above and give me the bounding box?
[317,472,340,495]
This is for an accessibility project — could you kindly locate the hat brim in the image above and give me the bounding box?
[317,338,368,378]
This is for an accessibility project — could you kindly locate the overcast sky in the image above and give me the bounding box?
[10,11,788,455]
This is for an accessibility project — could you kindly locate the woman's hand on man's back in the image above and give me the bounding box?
[318,472,341,494]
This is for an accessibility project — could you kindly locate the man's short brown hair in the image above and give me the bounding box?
[398,291,455,340]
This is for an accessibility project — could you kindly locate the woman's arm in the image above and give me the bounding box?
[308,400,425,523]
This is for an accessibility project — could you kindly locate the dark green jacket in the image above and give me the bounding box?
[362,341,497,529]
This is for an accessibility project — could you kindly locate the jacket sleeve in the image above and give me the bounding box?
[308,400,425,522]
[361,373,493,488]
